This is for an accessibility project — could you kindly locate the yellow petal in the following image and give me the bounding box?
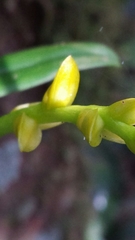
[102,129,125,144]
[39,122,62,130]
[77,109,104,147]
[12,102,39,111]
[16,113,42,152]
[43,56,80,109]
[108,98,135,125]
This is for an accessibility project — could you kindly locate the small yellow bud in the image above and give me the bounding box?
[43,55,80,109]
[108,98,135,125]
[16,113,42,152]
[77,109,104,147]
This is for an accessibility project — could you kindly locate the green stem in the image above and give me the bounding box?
[0,102,99,137]
[99,106,135,142]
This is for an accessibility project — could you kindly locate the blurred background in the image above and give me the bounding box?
[0,0,135,239]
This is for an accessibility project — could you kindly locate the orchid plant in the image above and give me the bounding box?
[0,54,134,153]
[0,42,134,153]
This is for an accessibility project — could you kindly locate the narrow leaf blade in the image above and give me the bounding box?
[0,42,120,97]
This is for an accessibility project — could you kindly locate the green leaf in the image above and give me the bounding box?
[0,42,120,97]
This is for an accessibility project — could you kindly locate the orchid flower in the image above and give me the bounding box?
[9,56,135,154]
[15,56,80,151]
[77,99,135,153]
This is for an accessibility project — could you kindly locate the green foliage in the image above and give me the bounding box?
[0,42,120,97]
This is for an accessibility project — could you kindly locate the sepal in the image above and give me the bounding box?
[15,113,42,152]
[77,109,104,147]
[108,98,135,125]
[43,56,80,109]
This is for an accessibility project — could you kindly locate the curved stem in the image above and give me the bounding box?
[99,106,135,142]
[0,103,99,137]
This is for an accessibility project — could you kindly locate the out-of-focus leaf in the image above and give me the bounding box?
[0,42,120,97]
[120,39,135,67]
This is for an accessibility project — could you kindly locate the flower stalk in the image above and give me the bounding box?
[0,55,135,153]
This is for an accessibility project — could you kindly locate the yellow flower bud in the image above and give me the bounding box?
[108,98,135,125]
[77,109,104,147]
[16,113,42,152]
[43,55,80,109]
